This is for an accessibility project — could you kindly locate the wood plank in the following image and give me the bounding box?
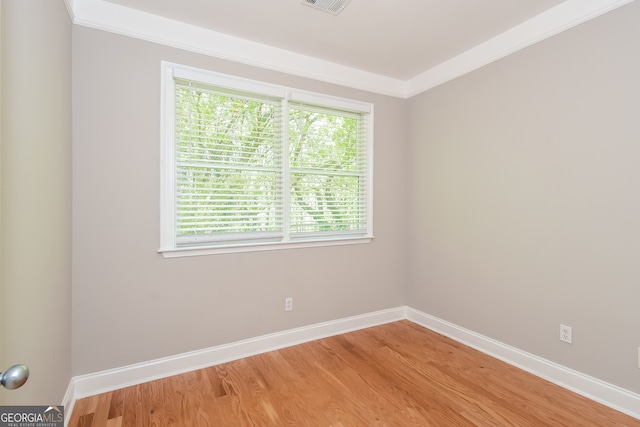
[179,369,212,426]
[107,387,126,420]
[67,321,640,426]
[105,417,122,427]
[89,392,112,427]
[66,394,89,427]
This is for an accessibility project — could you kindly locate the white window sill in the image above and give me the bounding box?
[158,236,374,258]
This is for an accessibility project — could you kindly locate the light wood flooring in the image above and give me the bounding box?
[68,320,640,426]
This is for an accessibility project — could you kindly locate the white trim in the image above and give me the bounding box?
[405,0,637,97]
[406,307,640,421]
[172,63,287,99]
[159,62,374,257]
[159,62,176,252]
[290,90,372,114]
[71,0,634,98]
[62,381,76,427]
[63,306,640,421]
[66,307,406,403]
[366,106,374,235]
[71,0,405,97]
[63,0,75,21]
[159,236,374,258]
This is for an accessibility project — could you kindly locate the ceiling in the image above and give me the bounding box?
[102,0,564,80]
[69,0,634,97]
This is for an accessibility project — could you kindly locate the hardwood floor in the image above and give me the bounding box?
[68,320,640,426]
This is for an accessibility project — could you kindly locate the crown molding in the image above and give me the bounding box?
[63,0,75,21]
[405,0,636,97]
[70,0,635,99]
[70,0,406,97]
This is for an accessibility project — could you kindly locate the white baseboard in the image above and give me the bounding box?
[406,307,640,420]
[62,380,76,427]
[63,305,640,422]
[63,306,406,418]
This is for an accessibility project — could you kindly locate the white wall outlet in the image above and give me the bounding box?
[560,324,572,344]
[285,297,293,312]
[637,347,640,369]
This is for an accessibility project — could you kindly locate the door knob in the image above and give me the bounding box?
[0,364,29,390]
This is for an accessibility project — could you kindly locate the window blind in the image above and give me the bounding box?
[288,103,368,237]
[160,63,373,255]
[174,79,284,246]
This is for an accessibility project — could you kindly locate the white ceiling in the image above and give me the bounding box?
[69,0,635,97]
[102,0,565,80]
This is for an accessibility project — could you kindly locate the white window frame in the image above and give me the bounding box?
[159,62,374,257]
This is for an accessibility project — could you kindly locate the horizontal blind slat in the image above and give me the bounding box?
[172,76,370,245]
[175,81,283,242]
[287,101,368,235]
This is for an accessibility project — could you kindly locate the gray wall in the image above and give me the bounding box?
[407,1,640,393]
[71,27,409,375]
[30,0,640,400]
[0,0,72,404]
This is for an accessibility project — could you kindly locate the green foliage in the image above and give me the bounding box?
[174,85,366,240]
[288,107,363,233]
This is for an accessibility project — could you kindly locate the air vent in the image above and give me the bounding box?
[301,0,351,15]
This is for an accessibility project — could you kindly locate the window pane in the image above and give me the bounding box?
[289,107,359,172]
[175,88,279,167]
[289,173,365,234]
[161,64,373,255]
[177,167,281,235]
[174,83,282,244]
[289,105,366,235]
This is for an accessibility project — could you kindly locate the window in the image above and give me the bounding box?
[160,62,373,257]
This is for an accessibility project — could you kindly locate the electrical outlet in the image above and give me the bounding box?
[637,347,640,369]
[285,297,293,312]
[560,324,572,344]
